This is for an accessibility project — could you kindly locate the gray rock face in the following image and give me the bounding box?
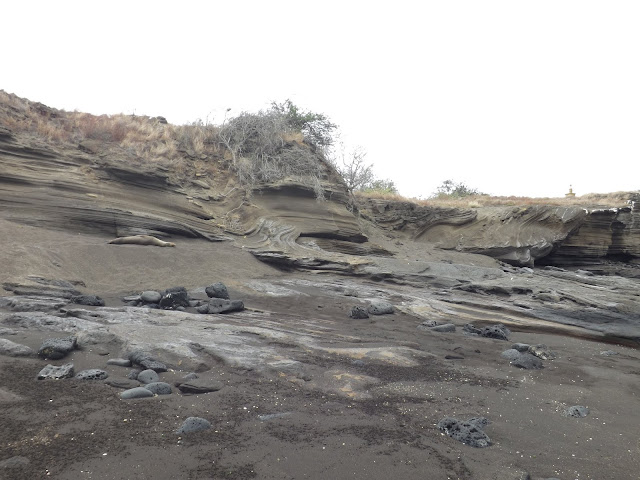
[367,301,394,315]
[565,405,589,418]
[349,306,369,319]
[76,369,109,380]
[144,382,172,395]
[175,416,211,434]
[70,295,105,306]
[175,378,223,394]
[141,291,162,303]
[437,416,491,448]
[37,363,74,380]
[205,282,230,299]
[120,387,155,399]
[38,336,77,359]
[137,369,160,384]
[0,338,34,357]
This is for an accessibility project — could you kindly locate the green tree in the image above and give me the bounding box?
[434,180,482,198]
[271,99,337,149]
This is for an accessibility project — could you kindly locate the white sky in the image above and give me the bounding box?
[3,1,639,198]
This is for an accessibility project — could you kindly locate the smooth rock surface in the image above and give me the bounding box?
[175,416,211,434]
[120,387,155,399]
[137,369,160,384]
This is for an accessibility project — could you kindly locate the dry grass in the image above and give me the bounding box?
[0,90,225,181]
[355,190,636,209]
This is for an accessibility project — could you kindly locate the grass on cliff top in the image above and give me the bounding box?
[2,90,635,210]
[355,188,635,209]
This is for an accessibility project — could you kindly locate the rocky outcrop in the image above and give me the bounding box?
[360,200,640,267]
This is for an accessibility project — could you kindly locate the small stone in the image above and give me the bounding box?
[104,378,140,389]
[349,306,369,319]
[564,405,589,418]
[120,387,155,399]
[127,369,141,380]
[123,295,141,303]
[140,359,168,372]
[205,282,230,299]
[137,369,159,384]
[175,416,211,434]
[76,369,109,380]
[480,324,510,340]
[432,323,456,333]
[437,416,491,448]
[462,324,481,336]
[144,382,172,395]
[38,336,77,360]
[367,301,394,315]
[107,358,132,367]
[501,349,522,361]
[140,291,162,303]
[600,350,618,356]
[37,363,74,380]
[175,378,223,394]
[511,343,530,352]
[510,353,543,370]
[181,373,198,381]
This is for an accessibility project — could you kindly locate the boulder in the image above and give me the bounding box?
[159,290,189,310]
[432,323,456,333]
[140,291,162,303]
[205,282,230,299]
[137,369,159,384]
[175,416,211,434]
[349,306,369,319]
[144,382,172,395]
[528,344,556,360]
[38,336,77,360]
[437,416,491,448]
[510,353,543,370]
[367,301,394,315]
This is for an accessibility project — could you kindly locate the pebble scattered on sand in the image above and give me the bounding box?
[137,369,160,384]
[600,350,618,356]
[367,301,394,315]
[175,416,211,434]
[564,405,589,418]
[144,382,172,395]
[175,378,223,394]
[76,369,109,380]
[437,416,491,448]
[120,387,155,399]
[104,378,140,389]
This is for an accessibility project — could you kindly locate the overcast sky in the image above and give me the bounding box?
[3,1,639,198]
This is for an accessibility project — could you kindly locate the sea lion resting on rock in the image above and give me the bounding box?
[108,235,176,247]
